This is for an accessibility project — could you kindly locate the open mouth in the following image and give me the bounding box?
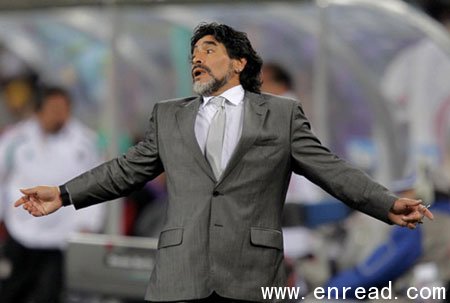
[192,67,208,79]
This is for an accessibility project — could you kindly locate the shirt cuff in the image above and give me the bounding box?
[59,185,73,207]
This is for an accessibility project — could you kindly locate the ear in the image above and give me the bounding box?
[233,58,247,74]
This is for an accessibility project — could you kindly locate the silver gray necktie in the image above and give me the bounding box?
[205,96,226,180]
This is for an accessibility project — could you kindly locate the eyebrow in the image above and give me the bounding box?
[193,40,218,49]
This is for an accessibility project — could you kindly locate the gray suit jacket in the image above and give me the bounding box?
[65,91,398,302]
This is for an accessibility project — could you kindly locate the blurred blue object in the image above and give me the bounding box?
[302,200,351,228]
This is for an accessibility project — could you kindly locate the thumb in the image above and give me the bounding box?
[397,198,421,209]
[20,187,38,196]
[407,198,422,205]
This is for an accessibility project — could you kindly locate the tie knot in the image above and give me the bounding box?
[210,96,226,108]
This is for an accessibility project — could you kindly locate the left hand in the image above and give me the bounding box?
[388,198,434,229]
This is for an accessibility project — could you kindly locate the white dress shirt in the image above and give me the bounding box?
[195,85,245,171]
[0,118,105,249]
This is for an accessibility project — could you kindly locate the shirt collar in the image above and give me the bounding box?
[202,85,244,108]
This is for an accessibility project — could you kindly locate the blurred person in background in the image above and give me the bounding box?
[324,168,450,302]
[261,62,327,206]
[302,1,450,300]
[0,86,105,303]
[261,62,328,296]
[261,63,296,99]
[381,0,450,185]
[325,2,450,300]
[0,47,38,131]
[14,23,432,303]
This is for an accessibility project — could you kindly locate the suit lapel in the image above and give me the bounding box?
[175,96,216,181]
[217,92,268,186]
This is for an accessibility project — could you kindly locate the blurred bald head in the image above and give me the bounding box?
[261,63,293,96]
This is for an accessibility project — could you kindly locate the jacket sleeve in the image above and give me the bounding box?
[65,103,164,209]
[289,102,398,223]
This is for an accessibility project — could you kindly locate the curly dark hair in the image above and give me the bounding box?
[191,22,263,94]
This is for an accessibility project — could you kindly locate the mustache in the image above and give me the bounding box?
[192,64,212,76]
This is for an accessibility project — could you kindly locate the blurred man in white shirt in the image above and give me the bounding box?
[0,86,105,303]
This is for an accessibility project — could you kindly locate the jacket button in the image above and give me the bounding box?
[213,191,220,197]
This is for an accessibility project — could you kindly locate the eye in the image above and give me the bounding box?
[206,49,214,54]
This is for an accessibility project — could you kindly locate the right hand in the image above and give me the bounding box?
[14,186,63,217]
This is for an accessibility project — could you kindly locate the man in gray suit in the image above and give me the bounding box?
[15,23,433,302]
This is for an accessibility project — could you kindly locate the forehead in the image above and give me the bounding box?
[193,35,223,49]
[41,94,70,109]
[45,94,69,103]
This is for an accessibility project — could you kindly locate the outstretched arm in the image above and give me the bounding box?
[65,104,163,209]
[289,102,433,228]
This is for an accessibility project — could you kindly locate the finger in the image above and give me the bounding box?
[23,203,34,214]
[420,205,434,220]
[34,203,48,216]
[29,195,39,203]
[14,196,30,207]
[29,208,44,217]
[20,187,38,196]
[400,199,422,209]
[392,198,421,214]
[396,217,417,229]
[389,216,407,227]
[26,205,35,215]
[402,211,423,223]
[22,202,32,211]
[32,209,45,216]
[407,222,417,230]
[21,200,43,216]
[28,203,45,217]
[27,198,46,215]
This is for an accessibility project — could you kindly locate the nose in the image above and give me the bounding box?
[191,51,203,64]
